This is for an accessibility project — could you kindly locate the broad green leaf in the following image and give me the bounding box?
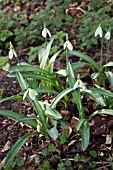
[45,105,62,120]
[103,62,113,67]
[51,87,73,108]
[31,99,49,131]
[8,72,58,87]
[91,86,113,98]
[47,126,58,140]
[67,62,76,86]
[35,87,58,94]
[17,116,38,121]
[0,110,37,128]
[105,71,113,87]
[91,72,100,79]
[71,61,88,71]
[2,63,10,71]
[9,65,51,76]
[76,119,85,131]
[81,120,90,151]
[16,71,27,90]
[48,50,62,73]
[70,50,100,71]
[0,56,8,66]
[4,132,38,167]
[67,62,84,118]
[81,89,106,106]
[90,109,113,118]
[0,95,22,103]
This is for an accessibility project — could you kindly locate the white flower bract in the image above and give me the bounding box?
[42,27,51,38]
[23,88,38,100]
[104,31,111,40]
[63,40,73,51]
[95,26,103,38]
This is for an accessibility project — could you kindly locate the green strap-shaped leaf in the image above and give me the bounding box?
[67,62,84,118]
[9,65,51,76]
[48,50,62,73]
[81,89,106,106]
[0,95,22,103]
[0,110,37,128]
[51,87,73,109]
[105,71,113,87]
[40,38,54,69]
[8,72,58,87]
[71,61,88,72]
[70,50,100,71]
[81,120,90,151]
[90,109,113,119]
[35,87,58,94]
[16,71,27,90]
[4,132,38,167]
[91,86,113,98]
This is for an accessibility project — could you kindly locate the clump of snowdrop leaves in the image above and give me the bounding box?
[104,31,111,40]
[9,42,17,59]
[95,26,103,38]
[42,27,51,38]
[23,88,38,101]
[63,40,73,51]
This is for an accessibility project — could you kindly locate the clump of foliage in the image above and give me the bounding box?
[77,0,113,48]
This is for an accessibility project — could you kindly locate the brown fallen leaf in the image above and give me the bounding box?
[1,140,11,153]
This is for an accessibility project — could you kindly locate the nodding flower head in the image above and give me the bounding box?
[63,40,73,51]
[42,27,51,38]
[95,26,103,38]
[9,42,17,59]
[104,31,111,40]
[23,88,38,101]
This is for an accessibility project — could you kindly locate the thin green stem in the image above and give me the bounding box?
[106,40,110,64]
[16,57,21,65]
[100,38,104,68]
[66,48,69,64]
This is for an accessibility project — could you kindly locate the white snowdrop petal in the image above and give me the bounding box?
[9,50,13,59]
[47,29,51,37]
[29,88,38,100]
[95,26,103,38]
[67,41,73,51]
[13,50,17,58]
[63,42,67,50]
[104,31,110,40]
[42,28,47,38]
[56,69,67,77]
[23,89,29,100]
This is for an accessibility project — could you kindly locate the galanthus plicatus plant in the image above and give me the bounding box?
[1,30,113,169]
[70,24,113,87]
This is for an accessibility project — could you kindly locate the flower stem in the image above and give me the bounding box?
[106,40,110,64]
[100,38,103,68]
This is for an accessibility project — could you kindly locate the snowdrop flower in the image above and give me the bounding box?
[63,40,73,51]
[104,31,111,40]
[42,27,51,38]
[95,26,103,38]
[9,42,17,59]
[23,88,38,100]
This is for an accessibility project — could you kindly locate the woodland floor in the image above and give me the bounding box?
[1,1,113,170]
